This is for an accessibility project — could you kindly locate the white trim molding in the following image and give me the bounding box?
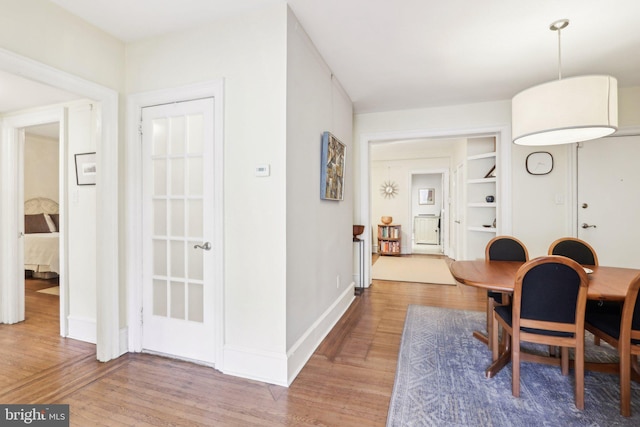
[0,48,119,362]
[67,315,97,344]
[126,80,225,369]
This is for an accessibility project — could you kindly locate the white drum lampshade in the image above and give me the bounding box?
[512,75,618,146]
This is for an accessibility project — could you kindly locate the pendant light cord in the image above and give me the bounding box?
[557,27,562,80]
[550,19,569,81]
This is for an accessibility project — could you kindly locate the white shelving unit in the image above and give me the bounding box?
[465,137,498,259]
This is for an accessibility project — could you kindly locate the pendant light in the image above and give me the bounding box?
[512,19,618,146]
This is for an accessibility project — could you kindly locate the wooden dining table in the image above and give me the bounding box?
[449,259,640,378]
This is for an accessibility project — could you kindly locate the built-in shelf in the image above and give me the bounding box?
[468,202,497,208]
[468,226,497,233]
[465,137,498,259]
[467,152,497,161]
[468,178,497,184]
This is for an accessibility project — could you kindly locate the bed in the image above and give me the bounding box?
[24,197,60,279]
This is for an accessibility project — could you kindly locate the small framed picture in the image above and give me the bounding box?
[418,188,435,205]
[75,152,96,185]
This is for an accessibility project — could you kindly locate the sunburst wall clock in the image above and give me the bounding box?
[380,180,398,199]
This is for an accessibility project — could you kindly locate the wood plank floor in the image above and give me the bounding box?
[3,256,485,426]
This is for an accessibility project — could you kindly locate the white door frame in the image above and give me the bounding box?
[126,81,225,369]
[453,162,465,260]
[358,125,511,287]
[3,108,68,336]
[0,48,120,361]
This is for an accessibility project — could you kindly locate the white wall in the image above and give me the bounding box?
[24,134,59,202]
[285,8,354,382]
[66,102,98,342]
[139,3,284,379]
[0,0,124,90]
[355,87,640,259]
[126,3,309,385]
[126,3,354,386]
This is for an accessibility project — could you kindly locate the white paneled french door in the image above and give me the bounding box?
[141,98,216,363]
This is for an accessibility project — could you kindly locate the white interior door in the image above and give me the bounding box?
[577,135,640,268]
[141,98,216,363]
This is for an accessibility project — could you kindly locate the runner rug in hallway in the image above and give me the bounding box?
[371,256,456,285]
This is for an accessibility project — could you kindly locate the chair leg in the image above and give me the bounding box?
[491,308,500,359]
[561,347,569,376]
[575,343,584,410]
[594,336,601,346]
[512,337,520,397]
[620,350,631,416]
[486,297,494,349]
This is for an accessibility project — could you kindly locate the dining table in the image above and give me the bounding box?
[449,259,640,378]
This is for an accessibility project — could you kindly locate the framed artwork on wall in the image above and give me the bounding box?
[418,188,435,205]
[75,152,96,185]
[320,131,346,201]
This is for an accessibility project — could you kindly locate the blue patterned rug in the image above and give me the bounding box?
[387,305,640,426]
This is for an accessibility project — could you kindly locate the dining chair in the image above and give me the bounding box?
[585,273,640,417]
[548,237,598,266]
[549,237,621,346]
[485,236,529,353]
[493,255,589,409]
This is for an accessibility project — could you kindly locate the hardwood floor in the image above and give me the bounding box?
[3,257,485,426]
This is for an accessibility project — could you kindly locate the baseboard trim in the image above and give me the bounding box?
[222,345,288,386]
[220,284,356,387]
[286,284,356,385]
[67,315,96,344]
[119,327,128,357]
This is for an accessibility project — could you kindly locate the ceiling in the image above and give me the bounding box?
[8,0,640,115]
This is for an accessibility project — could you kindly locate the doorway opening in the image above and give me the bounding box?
[0,48,119,361]
[360,126,511,288]
[410,171,445,255]
[23,122,62,333]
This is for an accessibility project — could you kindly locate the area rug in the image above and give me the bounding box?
[372,257,456,285]
[387,305,640,426]
[37,286,59,295]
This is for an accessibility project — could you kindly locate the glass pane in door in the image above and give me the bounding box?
[150,112,206,324]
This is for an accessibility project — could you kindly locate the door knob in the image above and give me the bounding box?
[194,242,212,250]
[581,223,596,229]
[581,203,588,209]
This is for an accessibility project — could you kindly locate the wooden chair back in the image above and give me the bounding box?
[486,235,529,262]
[548,237,598,266]
[509,255,589,409]
[514,256,589,338]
